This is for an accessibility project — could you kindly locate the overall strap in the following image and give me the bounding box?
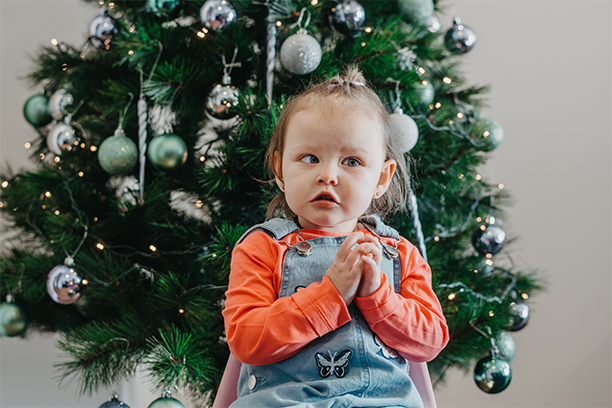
[235,218,298,247]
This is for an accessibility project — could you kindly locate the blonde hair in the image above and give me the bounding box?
[266,67,408,221]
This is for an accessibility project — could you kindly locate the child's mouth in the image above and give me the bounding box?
[314,193,337,203]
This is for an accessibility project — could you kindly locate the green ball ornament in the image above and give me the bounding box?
[471,118,504,151]
[148,392,185,408]
[98,130,138,175]
[23,94,53,128]
[148,0,180,16]
[147,133,188,169]
[398,0,434,26]
[0,301,27,337]
[414,81,435,105]
[473,353,512,393]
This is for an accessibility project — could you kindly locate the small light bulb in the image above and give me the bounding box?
[361,42,366,47]
[480,225,486,231]
[449,120,454,125]
[422,80,428,86]
[489,311,495,317]
[457,112,464,118]
[418,67,426,74]
[276,21,282,27]
[93,217,99,222]
[473,269,478,274]
[476,217,482,222]
[435,102,441,109]
[90,146,97,152]
[199,156,206,162]
[483,130,490,138]
[62,63,68,71]
[448,293,456,300]
[443,77,452,84]
[78,172,84,177]
[54,210,60,215]
[54,157,61,163]
[195,200,203,208]
[311,0,318,5]
[365,27,372,33]
[82,279,88,285]
[498,183,505,189]
[434,236,440,242]
[24,142,31,149]
[96,243,104,250]
[108,2,115,7]
[1,181,8,188]
[40,153,45,160]
[51,38,58,46]
[522,293,529,300]
[45,191,52,198]
[129,25,135,32]
[485,259,493,266]
[197,31,205,38]
[475,174,482,180]
[178,309,185,314]
[149,245,157,252]
[80,143,86,148]
[128,50,134,55]
[458,174,464,179]
[41,205,46,209]
[485,253,492,259]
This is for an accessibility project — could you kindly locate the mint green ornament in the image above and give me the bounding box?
[148,0,180,15]
[496,331,516,362]
[148,391,185,408]
[147,133,188,169]
[23,94,52,127]
[414,80,435,105]
[471,118,504,151]
[98,127,138,175]
[0,300,27,337]
[398,0,434,26]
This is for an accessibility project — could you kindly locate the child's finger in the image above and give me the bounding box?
[336,232,364,262]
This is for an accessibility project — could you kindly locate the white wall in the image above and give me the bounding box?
[1,1,610,407]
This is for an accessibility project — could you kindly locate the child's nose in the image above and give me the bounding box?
[317,164,338,185]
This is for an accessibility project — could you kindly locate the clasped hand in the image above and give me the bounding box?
[324,232,384,305]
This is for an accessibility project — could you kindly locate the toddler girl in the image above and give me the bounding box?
[223,67,449,407]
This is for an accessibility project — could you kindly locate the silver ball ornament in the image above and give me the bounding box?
[207,83,239,119]
[473,353,512,393]
[472,216,506,256]
[507,302,530,332]
[389,108,419,152]
[280,30,322,75]
[99,394,131,408]
[332,1,366,36]
[147,133,188,169]
[445,17,477,55]
[471,118,504,151]
[46,264,83,305]
[398,0,434,26]
[49,89,74,120]
[47,123,77,155]
[424,14,441,33]
[23,94,53,128]
[98,132,139,175]
[496,332,516,362]
[200,0,236,31]
[89,14,117,49]
[0,301,27,337]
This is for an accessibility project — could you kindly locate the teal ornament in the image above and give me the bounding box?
[398,0,434,26]
[496,332,516,362]
[99,394,131,408]
[507,302,530,332]
[414,81,435,105]
[471,118,504,151]
[98,129,138,175]
[473,353,512,393]
[0,301,27,337]
[147,392,185,408]
[23,94,52,128]
[147,133,188,169]
[148,0,180,16]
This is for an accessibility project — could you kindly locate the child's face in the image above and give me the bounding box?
[275,107,396,233]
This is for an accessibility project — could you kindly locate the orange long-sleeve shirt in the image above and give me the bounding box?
[223,227,449,366]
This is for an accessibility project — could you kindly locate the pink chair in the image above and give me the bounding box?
[212,353,437,408]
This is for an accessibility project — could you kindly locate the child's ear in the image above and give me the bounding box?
[374,159,396,198]
[273,152,285,192]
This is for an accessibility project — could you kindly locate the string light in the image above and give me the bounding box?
[486,253,493,259]
[94,217,99,222]
[433,236,440,242]
[476,217,482,222]
[485,259,493,266]
[128,50,134,56]
[474,269,479,274]
[457,112,464,119]
[96,243,105,250]
[78,172,84,177]
[418,67,426,75]
[108,2,115,7]
[82,279,89,285]
[41,205,46,209]
[488,311,495,317]
[365,27,372,33]
[178,309,185,314]
[449,120,454,125]
[311,0,318,5]
[448,293,456,300]
[51,38,58,46]
[80,143,86,148]
[421,80,429,86]
[475,174,482,180]
[498,183,505,189]
[54,157,61,163]
[90,146,97,152]
[276,21,282,27]
[54,210,60,215]
[195,200,203,208]
[361,42,366,47]
[1,181,8,188]
[458,174,464,179]
[197,31,206,38]
[24,142,31,149]
[443,77,452,84]
[435,102,441,109]
[45,191,52,198]
[39,153,45,160]
[129,25,135,33]
[199,156,206,162]
[62,63,68,71]
[522,293,529,300]
[149,245,157,252]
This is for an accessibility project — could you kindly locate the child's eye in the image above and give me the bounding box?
[342,157,361,167]
[300,155,319,164]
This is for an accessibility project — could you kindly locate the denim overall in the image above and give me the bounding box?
[230,216,424,408]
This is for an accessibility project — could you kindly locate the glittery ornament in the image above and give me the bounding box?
[445,17,477,55]
[89,13,117,49]
[147,133,188,169]
[0,300,27,337]
[148,0,180,16]
[471,118,504,151]
[46,263,83,305]
[473,353,512,393]
[47,122,77,155]
[472,216,506,256]
[23,94,52,128]
[98,394,131,408]
[280,29,322,75]
[389,107,419,152]
[398,0,434,26]
[397,47,417,71]
[98,128,138,175]
[200,0,236,31]
[496,331,516,362]
[507,302,530,332]
[332,1,366,36]
[49,89,74,120]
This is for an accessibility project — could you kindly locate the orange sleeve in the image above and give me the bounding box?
[223,230,352,366]
[354,238,449,362]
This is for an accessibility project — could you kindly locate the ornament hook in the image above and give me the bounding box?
[222,48,242,84]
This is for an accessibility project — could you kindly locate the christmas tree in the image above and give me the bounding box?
[0,0,542,406]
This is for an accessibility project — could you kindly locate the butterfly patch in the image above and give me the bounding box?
[374,335,400,360]
[315,350,352,378]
